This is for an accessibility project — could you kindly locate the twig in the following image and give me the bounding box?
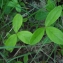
[13,47,21,57]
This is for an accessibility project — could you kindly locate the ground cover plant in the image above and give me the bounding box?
[1,0,63,63]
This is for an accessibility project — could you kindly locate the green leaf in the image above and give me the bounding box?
[23,18,28,22]
[23,55,28,63]
[46,27,63,45]
[17,31,33,44]
[16,4,21,12]
[46,0,56,11]
[15,61,23,63]
[4,34,17,52]
[8,0,19,8]
[30,27,45,45]
[20,2,26,7]
[4,6,12,14]
[8,1,15,7]
[12,14,23,33]
[45,6,62,26]
[60,45,63,48]
[35,9,48,21]
[12,0,18,3]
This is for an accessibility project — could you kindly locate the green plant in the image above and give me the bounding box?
[23,55,28,63]
[4,6,63,52]
[35,9,48,21]
[4,14,23,52]
[46,0,56,11]
[15,61,23,63]
[15,55,28,63]
[8,0,21,12]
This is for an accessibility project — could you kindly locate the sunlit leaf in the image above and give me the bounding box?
[30,27,45,45]
[17,31,33,44]
[4,34,17,52]
[46,27,63,45]
[12,14,23,33]
[45,6,62,26]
